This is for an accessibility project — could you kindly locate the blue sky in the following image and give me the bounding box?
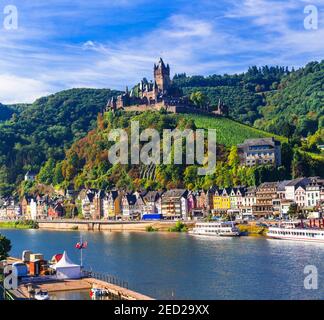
[0,0,323,103]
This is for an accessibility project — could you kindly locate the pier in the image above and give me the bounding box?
[1,256,153,301]
[11,277,153,300]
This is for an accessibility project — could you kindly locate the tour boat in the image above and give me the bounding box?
[34,290,50,300]
[267,221,324,243]
[189,221,240,237]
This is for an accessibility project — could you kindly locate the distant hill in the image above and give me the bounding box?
[173,65,289,125]
[255,61,324,137]
[173,60,323,138]
[0,104,18,122]
[0,60,323,196]
[0,88,121,195]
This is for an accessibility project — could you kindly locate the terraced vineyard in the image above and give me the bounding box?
[182,114,287,147]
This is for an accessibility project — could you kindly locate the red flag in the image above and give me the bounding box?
[75,241,87,249]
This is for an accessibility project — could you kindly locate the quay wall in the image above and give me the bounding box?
[37,220,194,232]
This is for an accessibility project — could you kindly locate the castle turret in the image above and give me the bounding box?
[154,58,171,93]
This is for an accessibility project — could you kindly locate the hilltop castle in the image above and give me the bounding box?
[106,58,228,116]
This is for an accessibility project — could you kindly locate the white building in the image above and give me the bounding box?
[306,178,322,208]
[284,177,310,201]
[30,199,37,220]
[241,187,256,216]
[295,186,306,208]
[24,171,36,182]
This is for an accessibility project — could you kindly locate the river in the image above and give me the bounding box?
[1,229,324,300]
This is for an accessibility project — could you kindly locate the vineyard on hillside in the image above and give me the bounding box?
[182,114,287,147]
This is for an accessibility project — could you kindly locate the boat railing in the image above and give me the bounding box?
[82,270,129,290]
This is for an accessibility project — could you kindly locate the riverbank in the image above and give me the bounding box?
[0,220,38,230]
[0,220,269,236]
[36,220,195,232]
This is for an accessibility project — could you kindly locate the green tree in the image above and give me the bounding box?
[228,146,240,168]
[38,158,55,184]
[287,203,298,218]
[53,162,64,185]
[0,234,11,260]
[190,91,208,108]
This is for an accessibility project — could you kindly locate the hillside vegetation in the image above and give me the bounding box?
[174,61,324,138]
[0,88,121,196]
[182,114,286,146]
[32,111,322,195]
[0,60,323,197]
[256,61,324,137]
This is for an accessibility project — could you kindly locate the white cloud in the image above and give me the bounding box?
[0,74,51,104]
[0,0,323,104]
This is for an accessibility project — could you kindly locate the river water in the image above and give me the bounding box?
[1,229,324,300]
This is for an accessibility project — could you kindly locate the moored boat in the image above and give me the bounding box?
[189,221,240,237]
[90,287,109,299]
[267,220,324,243]
[34,290,49,300]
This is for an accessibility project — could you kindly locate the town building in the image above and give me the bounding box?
[237,137,281,167]
[121,193,142,219]
[91,190,105,220]
[79,189,95,218]
[212,188,231,214]
[24,171,37,182]
[295,186,306,209]
[48,202,65,218]
[141,191,163,216]
[306,177,323,208]
[253,182,279,217]
[191,190,208,217]
[103,190,122,219]
[284,177,310,201]
[241,187,257,217]
[161,189,189,219]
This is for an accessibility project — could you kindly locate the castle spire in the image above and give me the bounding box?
[158,57,166,68]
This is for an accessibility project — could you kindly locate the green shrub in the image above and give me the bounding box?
[146,225,158,232]
[168,221,188,232]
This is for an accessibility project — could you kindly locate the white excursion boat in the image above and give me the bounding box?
[189,221,240,237]
[267,221,324,243]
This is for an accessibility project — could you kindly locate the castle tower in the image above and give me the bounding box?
[154,58,171,93]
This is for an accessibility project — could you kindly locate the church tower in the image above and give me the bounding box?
[154,58,171,93]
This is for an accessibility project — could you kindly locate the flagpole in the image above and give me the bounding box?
[80,234,83,268]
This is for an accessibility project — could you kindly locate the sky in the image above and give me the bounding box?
[0,0,323,104]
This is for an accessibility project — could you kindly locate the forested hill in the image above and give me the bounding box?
[255,61,324,137]
[0,60,323,196]
[0,88,120,195]
[0,104,19,122]
[173,60,324,138]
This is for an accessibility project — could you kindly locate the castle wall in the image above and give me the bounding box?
[123,102,215,116]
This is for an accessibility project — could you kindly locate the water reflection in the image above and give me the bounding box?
[1,229,324,300]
